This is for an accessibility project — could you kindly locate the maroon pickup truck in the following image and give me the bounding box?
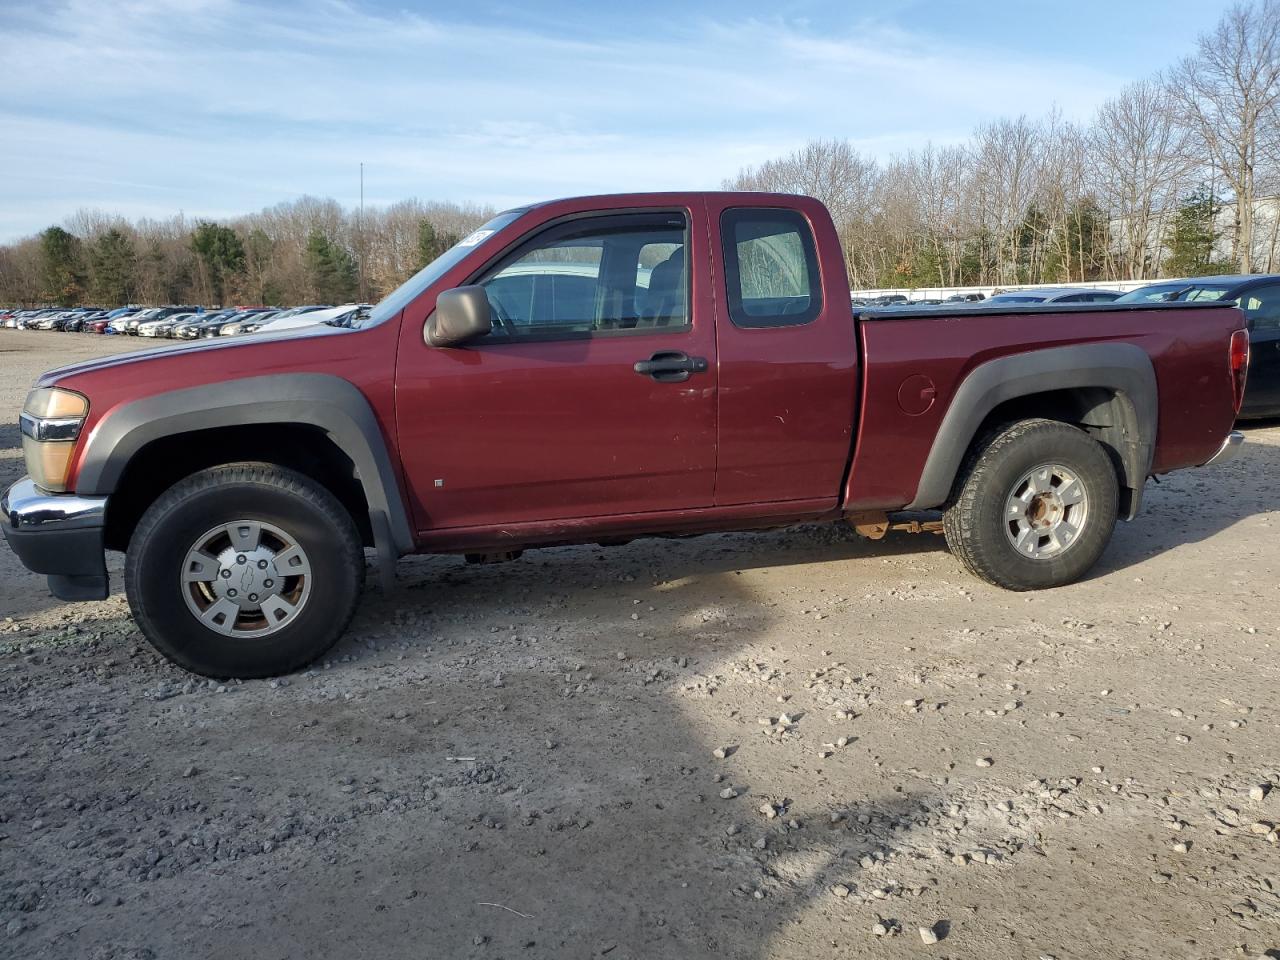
[2,193,1249,678]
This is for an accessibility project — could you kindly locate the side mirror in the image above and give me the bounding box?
[425,286,492,347]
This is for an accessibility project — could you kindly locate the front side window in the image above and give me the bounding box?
[476,212,689,341]
[721,208,822,328]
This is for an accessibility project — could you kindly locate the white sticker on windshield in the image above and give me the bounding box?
[457,229,495,247]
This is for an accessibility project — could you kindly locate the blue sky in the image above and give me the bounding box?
[0,0,1236,241]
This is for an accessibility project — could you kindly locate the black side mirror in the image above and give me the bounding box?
[425,286,492,347]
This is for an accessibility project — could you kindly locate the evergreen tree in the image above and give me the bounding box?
[306,230,358,302]
[1164,187,1237,276]
[417,220,459,268]
[38,226,85,306]
[191,221,246,303]
[89,228,137,304]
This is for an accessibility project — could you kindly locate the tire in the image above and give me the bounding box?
[942,418,1118,591]
[125,463,365,678]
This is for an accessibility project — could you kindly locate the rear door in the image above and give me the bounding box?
[1239,282,1280,415]
[395,204,718,531]
[707,197,859,506]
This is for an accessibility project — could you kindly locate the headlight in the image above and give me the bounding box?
[20,387,89,492]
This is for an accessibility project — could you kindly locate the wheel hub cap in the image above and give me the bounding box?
[182,521,312,637]
[1004,463,1088,561]
[210,545,282,610]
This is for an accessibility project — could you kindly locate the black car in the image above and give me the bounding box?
[63,309,107,333]
[197,308,273,338]
[173,309,236,339]
[1116,274,1280,418]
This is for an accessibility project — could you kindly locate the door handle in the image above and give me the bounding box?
[634,351,708,382]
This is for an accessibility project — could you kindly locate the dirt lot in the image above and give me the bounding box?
[1,329,1278,960]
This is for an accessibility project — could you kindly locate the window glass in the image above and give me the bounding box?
[1241,284,1280,333]
[476,213,688,340]
[1115,283,1231,303]
[721,208,822,327]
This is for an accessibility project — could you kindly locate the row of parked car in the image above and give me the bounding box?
[0,304,370,338]
[855,286,1124,308]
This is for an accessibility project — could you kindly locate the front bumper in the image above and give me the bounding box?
[1204,430,1245,466]
[1,477,109,600]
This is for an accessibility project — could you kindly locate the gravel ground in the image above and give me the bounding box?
[1,330,1279,960]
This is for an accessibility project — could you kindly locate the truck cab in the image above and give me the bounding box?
[390,193,858,538]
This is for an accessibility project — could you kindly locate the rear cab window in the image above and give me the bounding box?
[720,208,822,328]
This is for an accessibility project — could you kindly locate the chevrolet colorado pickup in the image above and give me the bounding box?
[1,192,1249,678]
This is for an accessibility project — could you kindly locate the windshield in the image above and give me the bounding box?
[1114,283,1232,303]
[361,210,527,327]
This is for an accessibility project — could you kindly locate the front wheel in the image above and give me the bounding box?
[943,418,1118,591]
[125,463,366,678]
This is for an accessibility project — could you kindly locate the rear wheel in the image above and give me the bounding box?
[125,463,365,678]
[943,418,1118,590]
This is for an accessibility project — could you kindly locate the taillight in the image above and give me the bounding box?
[1229,328,1250,414]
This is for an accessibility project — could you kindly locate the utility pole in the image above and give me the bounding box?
[358,162,366,302]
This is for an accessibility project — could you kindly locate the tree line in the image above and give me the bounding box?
[0,197,493,308]
[3,2,1279,305]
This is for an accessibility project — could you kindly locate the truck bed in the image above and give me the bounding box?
[845,301,1245,513]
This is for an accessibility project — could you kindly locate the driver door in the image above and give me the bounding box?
[394,206,719,533]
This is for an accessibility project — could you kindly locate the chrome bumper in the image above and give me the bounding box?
[1204,430,1245,466]
[1,477,109,600]
[2,477,107,532]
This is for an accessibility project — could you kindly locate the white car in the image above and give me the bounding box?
[254,304,366,334]
[111,308,161,334]
[137,312,195,337]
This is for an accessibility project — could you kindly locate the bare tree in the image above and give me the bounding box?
[1089,80,1194,278]
[898,144,972,286]
[725,139,880,230]
[62,208,130,243]
[0,237,44,305]
[1169,1,1280,272]
[968,116,1042,283]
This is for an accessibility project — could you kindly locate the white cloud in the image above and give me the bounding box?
[0,0,1134,239]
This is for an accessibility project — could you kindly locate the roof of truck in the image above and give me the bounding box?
[501,191,815,216]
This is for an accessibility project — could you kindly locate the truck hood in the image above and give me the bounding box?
[39,322,353,386]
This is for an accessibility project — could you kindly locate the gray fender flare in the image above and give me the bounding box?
[76,373,414,557]
[906,343,1158,516]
